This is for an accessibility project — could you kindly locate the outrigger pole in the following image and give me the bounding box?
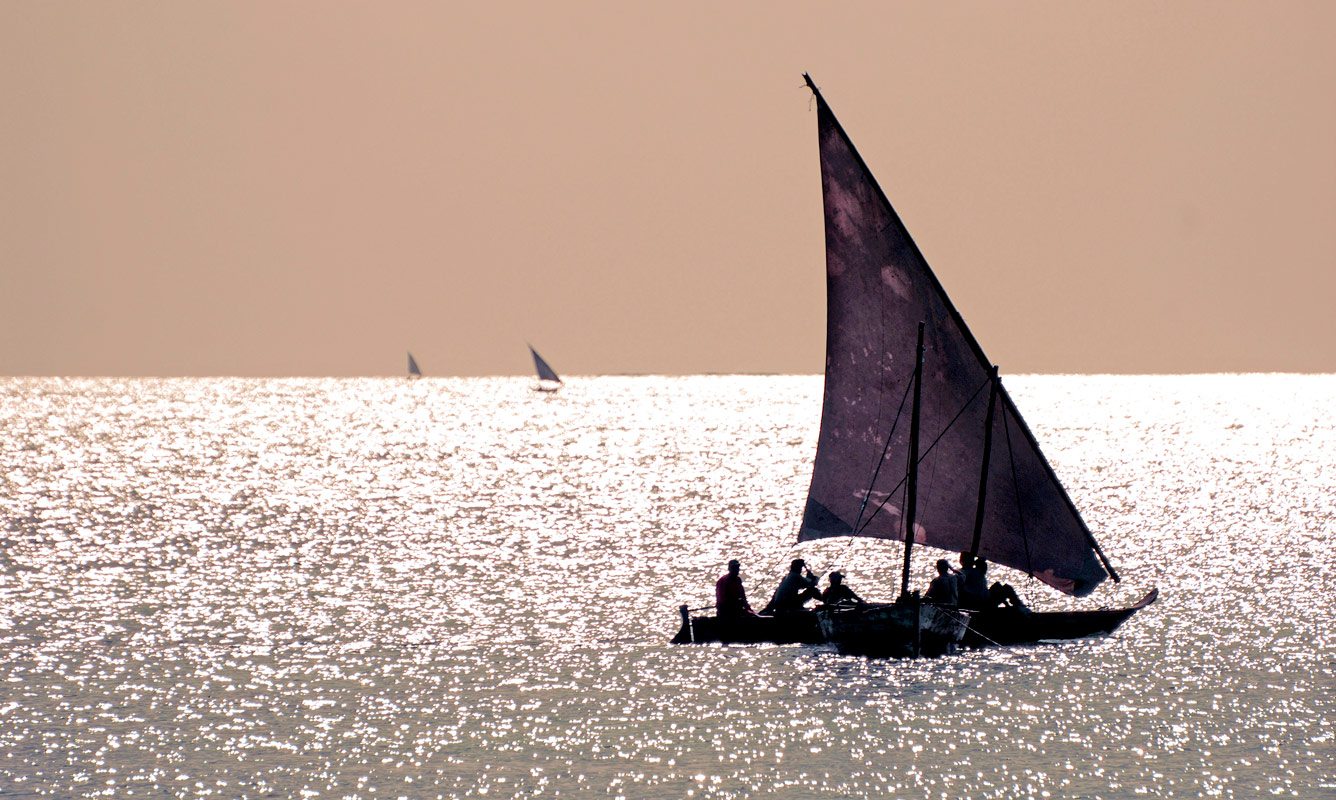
[899,322,926,598]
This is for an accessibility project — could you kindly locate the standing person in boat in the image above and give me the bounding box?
[924,559,959,606]
[761,559,821,616]
[819,571,865,607]
[957,553,990,611]
[714,559,756,619]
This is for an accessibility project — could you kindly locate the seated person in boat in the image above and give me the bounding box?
[965,557,1029,611]
[924,559,958,606]
[714,559,756,618]
[956,553,990,611]
[761,558,821,616]
[819,571,865,607]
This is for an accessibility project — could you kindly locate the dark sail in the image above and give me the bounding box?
[407,352,422,377]
[797,76,1113,597]
[529,346,562,384]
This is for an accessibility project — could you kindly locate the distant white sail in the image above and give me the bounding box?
[528,345,562,390]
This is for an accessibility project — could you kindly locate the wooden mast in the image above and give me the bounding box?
[968,366,1000,559]
[899,322,926,598]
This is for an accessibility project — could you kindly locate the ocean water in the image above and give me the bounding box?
[0,374,1332,799]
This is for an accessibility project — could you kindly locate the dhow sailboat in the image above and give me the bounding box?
[674,75,1155,656]
[529,345,563,393]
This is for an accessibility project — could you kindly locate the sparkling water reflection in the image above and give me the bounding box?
[1,375,1332,798]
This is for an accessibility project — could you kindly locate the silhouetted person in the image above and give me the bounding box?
[924,558,958,606]
[988,578,1027,611]
[820,571,864,607]
[715,559,755,619]
[762,558,820,615]
[966,558,1027,611]
[957,553,989,611]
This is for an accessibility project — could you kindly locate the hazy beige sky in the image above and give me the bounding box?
[2,1,1333,376]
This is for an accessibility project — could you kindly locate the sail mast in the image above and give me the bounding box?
[900,322,925,598]
[968,366,1000,559]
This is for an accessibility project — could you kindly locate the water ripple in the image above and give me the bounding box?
[1,375,1332,798]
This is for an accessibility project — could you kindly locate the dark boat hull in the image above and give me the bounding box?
[966,588,1158,647]
[670,589,1156,651]
[671,612,824,645]
[817,600,969,658]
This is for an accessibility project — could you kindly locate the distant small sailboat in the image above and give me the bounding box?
[528,345,562,392]
[407,352,422,378]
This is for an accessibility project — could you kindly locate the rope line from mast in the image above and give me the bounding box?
[929,606,1003,648]
[854,371,994,535]
[850,361,917,534]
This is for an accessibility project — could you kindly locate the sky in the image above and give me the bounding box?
[2,1,1333,377]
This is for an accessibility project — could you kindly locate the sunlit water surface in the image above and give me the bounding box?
[1,375,1332,799]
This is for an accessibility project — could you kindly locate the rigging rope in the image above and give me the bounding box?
[854,371,994,535]
[930,606,1003,648]
[850,362,917,534]
[798,362,918,587]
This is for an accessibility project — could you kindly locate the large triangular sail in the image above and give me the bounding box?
[797,75,1114,597]
[407,352,422,377]
[529,346,562,384]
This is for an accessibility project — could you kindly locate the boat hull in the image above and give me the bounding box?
[670,589,1156,652]
[817,600,969,659]
[671,612,823,645]
[965,588,1158,647]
